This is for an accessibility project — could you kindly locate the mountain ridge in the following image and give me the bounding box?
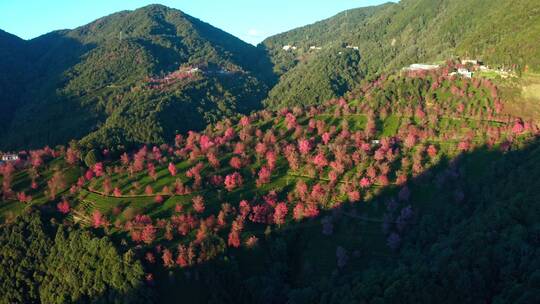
[0,4,274,151]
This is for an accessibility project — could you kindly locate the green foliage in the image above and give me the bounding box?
[262,0,540,108]
[84,149,100,167]
[40,227,149,304]
[0,210,150,304]
[264,48,363,108]
[0,210,51,303]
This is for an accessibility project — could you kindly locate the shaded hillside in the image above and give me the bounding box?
[1,4,274,150]
[0,30,29,135]
[262,0,540,108]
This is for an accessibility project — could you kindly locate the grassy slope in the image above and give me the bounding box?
[2,69,537,302]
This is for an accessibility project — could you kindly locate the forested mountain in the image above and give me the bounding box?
[0,4,274,151]
[262,0,540,108]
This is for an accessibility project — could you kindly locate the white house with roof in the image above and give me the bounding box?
[1,153,19,162]
[282,45,297,51]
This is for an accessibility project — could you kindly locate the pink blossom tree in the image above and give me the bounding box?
[298,139,312,156]
[224,172,243,191]
[273,202,288,226]
[168,163,177,176]
[192,195,205,213]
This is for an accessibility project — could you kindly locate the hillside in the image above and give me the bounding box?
[1,67,539,302]
[0,30,29,135]
[262,0,540,108]
[0,4,274,151]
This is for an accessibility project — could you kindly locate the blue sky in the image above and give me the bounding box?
[0,0,395,44]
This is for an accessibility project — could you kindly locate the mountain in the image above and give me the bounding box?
[0,4,274,151]
[262,0,540,108]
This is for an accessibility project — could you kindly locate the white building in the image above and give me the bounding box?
[282,45,297,51]
[404,64,440,71]
[1,154,19,162]
[346,45,359,51]
[310,46,322,50]
[457,68,473,78]
[461,59,479,65]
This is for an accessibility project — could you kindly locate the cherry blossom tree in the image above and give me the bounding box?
[256,166,272,187]
[56,199,70,214]
[110,187,121,197]
[47,171,66,200]
[162,249,175,268]
[312,152,328,171]
[93,162,105,177]
[273,202,288,226]
[265,151,277,171]
[168,163,177,176]
[147,163,157,181]
[66,147,80,165]
[322,132,331,145]
[512,119,525,135]
[359,177,371,189]
[298,139,312,156]
[427,144,438,158]
[228,216,244,248]
[145,185,154,196]
[229,157,243,170]
[92,210,105,228]
[141,224,157,244]
[17,192,32,204]
[192,195,205,213]
[224,172,243,191]
[155,195,164,204]
[245,236,258,248]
